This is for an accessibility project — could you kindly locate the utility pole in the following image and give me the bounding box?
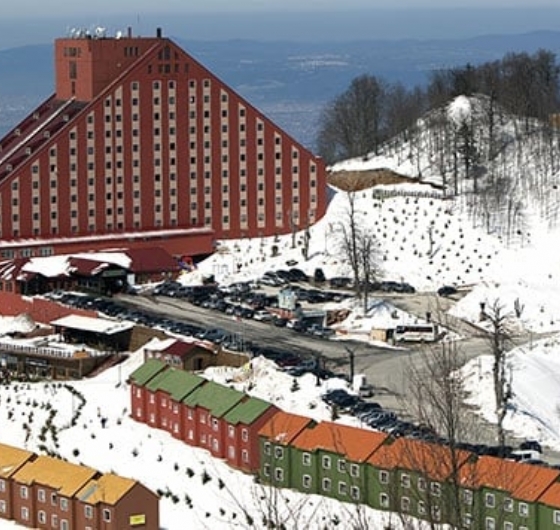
[344,346,356,386]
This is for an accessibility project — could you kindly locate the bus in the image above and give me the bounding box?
[393,324,439,343]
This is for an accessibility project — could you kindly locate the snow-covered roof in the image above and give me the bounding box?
[50,315,133,335]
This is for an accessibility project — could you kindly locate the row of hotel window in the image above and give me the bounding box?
[0,479,112,522]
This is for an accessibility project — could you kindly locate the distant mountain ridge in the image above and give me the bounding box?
[1,30,560,146]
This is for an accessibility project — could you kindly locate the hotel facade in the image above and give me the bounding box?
[0,28,327,260]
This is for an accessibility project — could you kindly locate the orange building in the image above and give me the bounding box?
[0,27,327,261]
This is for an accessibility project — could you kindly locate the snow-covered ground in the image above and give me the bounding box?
[0,346,418,530]
[3,94,560,527]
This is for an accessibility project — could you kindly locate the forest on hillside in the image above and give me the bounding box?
[319,49,560,247]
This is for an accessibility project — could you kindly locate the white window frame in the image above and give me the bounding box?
[274,446,284,459]
[302,474,312,489]
[38,510,46,524]
[60,497,69,511]
[463,489,473,505]
[379,470,389,484]
[242,428,249,442]
[418,500,426,515]
[401,473,411,488]
[503,497,513,512]
[322,455,331,469]
[485,492,495,508]
[37,488,46,502]
[401,496,410,512]
[302,452,311,466]
[322,477,331,492]
[380,492,389,508]
[0,479,5,492]
[485,516,495,530]
[0,500,6,513]
[430,481,441,496]
[338,481,347,496]
[503,522,513,530]
[337,459,346,473]
[84,504,93,519]
[21,507,29,521]
[350,486,360,500]
[20,485,28,499]
[519,502,529,517]
[264,441,271,455]
[274,467,284,482]
[103,508,111,522]
[350,463,359,478]
[554,510,560,525]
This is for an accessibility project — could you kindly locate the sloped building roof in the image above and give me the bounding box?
[367,437,472,482]
[291,421,387,462]
[0,443,35,479]
[12,455,98,496]
[128,359,168,386]
[76,473,138,505]
[460,455,560,502]
[145,366,205,401]
[223,396,274,426]
[182,381,245,418]
[258,410,314,446]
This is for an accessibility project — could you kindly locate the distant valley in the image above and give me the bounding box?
[1,31,560,148]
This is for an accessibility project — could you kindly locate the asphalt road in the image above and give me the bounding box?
[117,290,560,464]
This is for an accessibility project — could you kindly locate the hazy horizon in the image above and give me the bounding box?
[2,7,560,51]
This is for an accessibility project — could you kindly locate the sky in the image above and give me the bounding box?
[4,1,560,17]
[2,5,560,50]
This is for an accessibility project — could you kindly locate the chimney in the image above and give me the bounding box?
[127,26,132,38]
[156,27,162,38]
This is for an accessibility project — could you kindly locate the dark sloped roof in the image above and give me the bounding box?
[182,381,245,418]
[128,359,167,386]
[223,396,274,426]
[124,247,180,273]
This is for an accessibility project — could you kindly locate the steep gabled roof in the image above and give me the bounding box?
[0,443,35,479]
[76,473,138,505]
[291,421,387,463]
[461,455,560,502]
[12,455,98,496]
[145,366,205,401]
[182,380,245,418]
[367,437,472,482]
[223,396,275,426]
[128,359,168,386]
[258,411,314,446]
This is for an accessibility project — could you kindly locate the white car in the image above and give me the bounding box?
[253,310,273,322]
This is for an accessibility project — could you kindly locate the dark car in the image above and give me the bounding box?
[520,439,542,453]
[437,285,458,297]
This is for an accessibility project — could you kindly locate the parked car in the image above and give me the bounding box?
[253,310,274,322]
[437,285,458,297]
[307,324,335,339]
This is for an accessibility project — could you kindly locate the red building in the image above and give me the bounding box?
[223,396,279,473]
[0,27,327,261]
[128,359,168,424]
[143,366,205,438]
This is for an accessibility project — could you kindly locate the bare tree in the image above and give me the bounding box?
[482,299,513,448]
[339,190,381,312]
[402,315,484,528]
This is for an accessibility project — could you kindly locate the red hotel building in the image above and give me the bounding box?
[0,27,327,260]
